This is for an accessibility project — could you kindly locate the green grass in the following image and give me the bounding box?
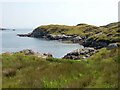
[2,47,119,88]
[34,22,120,43]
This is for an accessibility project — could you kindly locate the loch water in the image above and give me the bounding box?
[0,29,83,58]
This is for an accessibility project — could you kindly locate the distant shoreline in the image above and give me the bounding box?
[0,28,15,31]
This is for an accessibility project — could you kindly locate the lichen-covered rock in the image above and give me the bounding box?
[62,47,96,60]
[19,49,35,55]
[19,49,53,58]
[107,43,118,50]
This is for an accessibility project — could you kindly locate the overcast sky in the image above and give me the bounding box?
[0,0,119,29]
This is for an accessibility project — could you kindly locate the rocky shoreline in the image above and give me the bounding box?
[17,22,119,60]
[17,32,119,60]
[17,29,114,49]
[17,32,106,49]
[3,42,119,60]
[63,47,97,60]
[17,33,85,44]
[3,49,53,59]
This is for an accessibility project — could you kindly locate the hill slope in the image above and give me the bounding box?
[29,22,119,49]
[32,22,120,43]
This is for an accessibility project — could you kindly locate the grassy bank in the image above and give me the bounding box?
[34,22,120,43]
[2,47,119,88]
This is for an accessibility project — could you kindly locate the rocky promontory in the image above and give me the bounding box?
[17,22,120,60]
[18,22,119,48]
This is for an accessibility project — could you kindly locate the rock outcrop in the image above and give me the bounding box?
[106,43,119,50]
[18,49,53,58]
[45,34,73,41]
[82,39,109,49]
[43,53,53,57]
[17,33,31,37]
[63,47,96,60]
[18,31,84,44]
[19,49,35,55]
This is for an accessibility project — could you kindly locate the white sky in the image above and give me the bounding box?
[0,0,119,29]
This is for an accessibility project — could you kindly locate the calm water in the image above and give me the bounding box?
[0,29,83,58]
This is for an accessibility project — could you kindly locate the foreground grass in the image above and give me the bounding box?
[2,48,119,88]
